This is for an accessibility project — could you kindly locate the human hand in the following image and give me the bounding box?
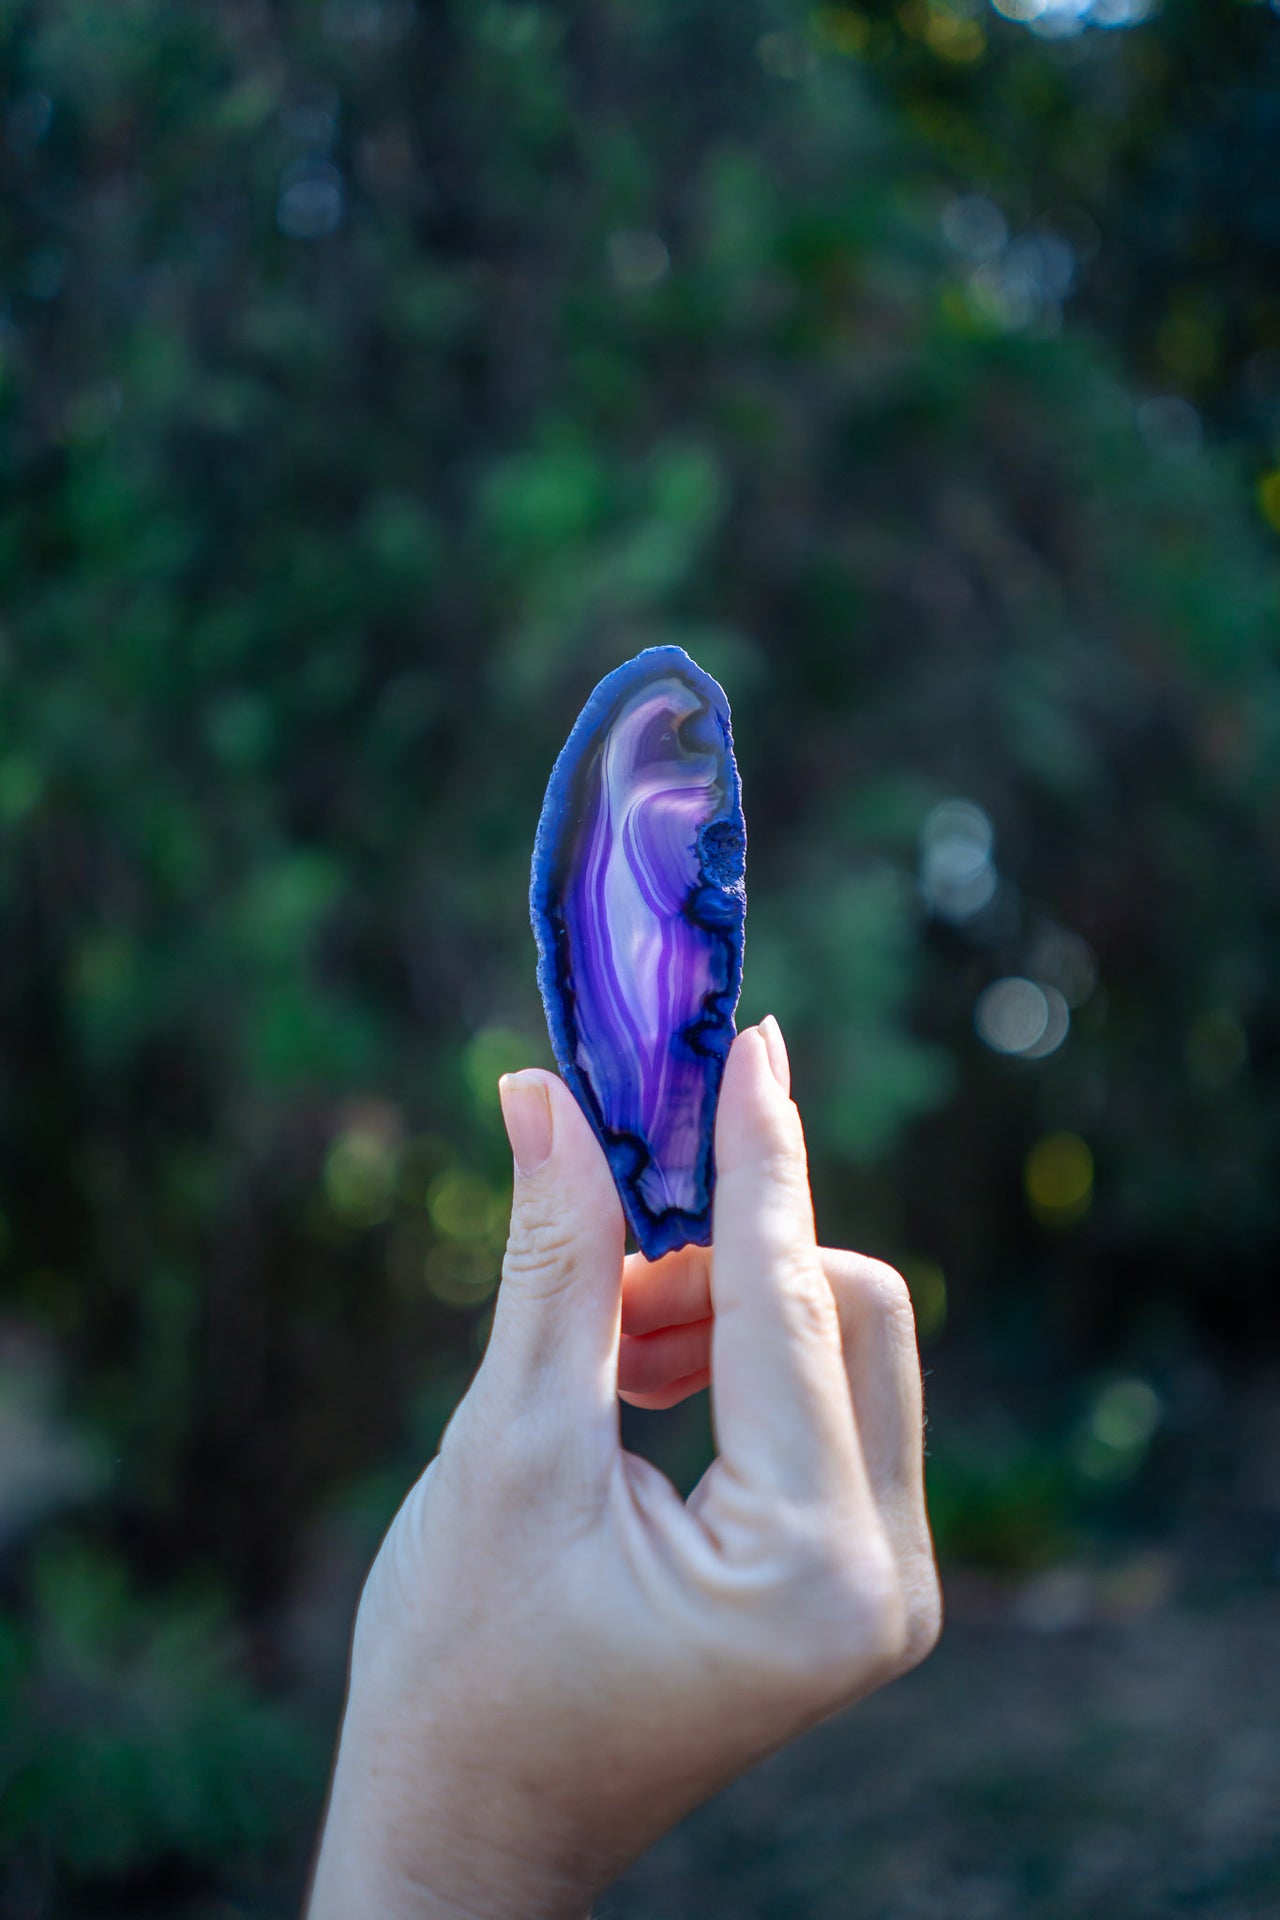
[307,1019,940,1920]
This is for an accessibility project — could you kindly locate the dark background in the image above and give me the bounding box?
[1,2,1278,1915]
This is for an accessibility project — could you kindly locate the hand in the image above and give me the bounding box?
[307,1019,941,1920]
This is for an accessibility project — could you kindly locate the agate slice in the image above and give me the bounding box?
[530,646,746,1259]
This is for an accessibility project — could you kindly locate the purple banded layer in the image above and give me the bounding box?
[530,646,746,1259]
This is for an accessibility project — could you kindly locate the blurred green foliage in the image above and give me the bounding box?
[1,0,1278,1908]
[0,1542,311,1887]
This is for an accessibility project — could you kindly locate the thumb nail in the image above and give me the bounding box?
[758,1015,791,1095]
[499,1072,554,1176]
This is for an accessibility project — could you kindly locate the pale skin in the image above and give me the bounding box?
[307,1017,942,1920]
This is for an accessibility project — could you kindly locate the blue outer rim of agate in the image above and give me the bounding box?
[529,645,746,1259]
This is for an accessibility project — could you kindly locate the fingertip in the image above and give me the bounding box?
[715,1023,802,1176]
[495,1067,626,1288]
[758,1014,791,1095]
[719,1024,778,1114]
[619,1368,711,1412]
[498,1070,553,1176]
[729,1021,775,1077]
[501,1069,617,1189]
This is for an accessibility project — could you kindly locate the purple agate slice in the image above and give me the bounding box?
[530,646,746,1259]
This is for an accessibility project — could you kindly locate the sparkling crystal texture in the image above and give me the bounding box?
[530,647,746,1258]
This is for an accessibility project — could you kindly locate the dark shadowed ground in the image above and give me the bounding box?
[608,1582,1280,1920]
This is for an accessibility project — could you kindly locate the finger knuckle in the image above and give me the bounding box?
[501,1213,583,1299]
[899,1557,944,1669]
[827,1536,909,1671]
[826,1540,943,1685]
[747,1513,901,1690]
[778,1258,842,1346]
[855,1257,916,1324]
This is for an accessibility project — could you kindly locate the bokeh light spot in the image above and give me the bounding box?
[921,798,997,921]
[1075,1377,1161,1480]
[925,8,987,60]
[608,229,670,291]
[975,977,1049,1054]
[904,1258,947,1341]
[1091,0,1155,20]
[1021,984,1070,1060]
[941,196,1008,262]
[990,0,1155,31]
[1030,0,1089,34]
[1025,1132,1094,1224]
[811,7,873,55]
[426,1168,506,1244]
[424,1243,500,1309]
[1257,471,1280,534]
[277,161,344,239]
[324,1112,401,1227]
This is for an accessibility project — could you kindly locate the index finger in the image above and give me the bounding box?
[708,1023,871,1509]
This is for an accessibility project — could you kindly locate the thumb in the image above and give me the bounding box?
[486,1069,626,1420]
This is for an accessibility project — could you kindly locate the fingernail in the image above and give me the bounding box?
[499,1072,554,1176]
[758,1015,791,1095]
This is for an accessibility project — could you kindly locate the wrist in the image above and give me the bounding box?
[308,1708,596,1920]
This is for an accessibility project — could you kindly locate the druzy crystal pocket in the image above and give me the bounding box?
[530,647,746,1259]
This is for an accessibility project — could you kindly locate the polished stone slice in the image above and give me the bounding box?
[530,646,746,1259]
